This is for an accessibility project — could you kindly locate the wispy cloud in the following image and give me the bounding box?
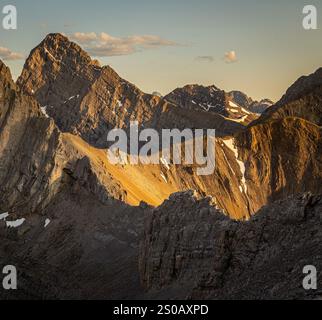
[72,32,97,43]
[224,50,238,63]
[70,32,178,57]
[195,56,214,63]
[0,46,24,61]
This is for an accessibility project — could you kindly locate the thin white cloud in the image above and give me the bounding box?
[70,32,178,57]
[72,32,97,43]
[0,46,24,61]
[195,56,214,63]
[224,50,238,63]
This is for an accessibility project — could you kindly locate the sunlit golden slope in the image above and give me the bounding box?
[63,133,179,206]
[62,132,253,221]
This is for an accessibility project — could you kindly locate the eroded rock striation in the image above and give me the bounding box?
[140,192,322,300]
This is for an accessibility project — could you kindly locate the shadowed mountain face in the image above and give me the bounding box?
[0,186,321,299]
[0,32,322,300]
[17,34,160,148]
[163,85,273,124]
[0,175,148,300]
[140,192,322,300]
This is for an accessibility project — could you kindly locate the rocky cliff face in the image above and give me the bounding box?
[0,59,129,214]
[228,67,322,214]
[1,57,248,218]
[1,185,320,299]
[234,117,322,214]
[140,192,322,300]
[0,59,65,213]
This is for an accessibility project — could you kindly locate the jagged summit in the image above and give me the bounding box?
[45,32,69,41]
[16,33,159,146]
[17,33,102,96]
[28,32,99,68]
[164,83,259,124]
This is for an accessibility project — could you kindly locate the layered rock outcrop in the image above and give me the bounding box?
[0,59,65,213]
[140,192,322,300]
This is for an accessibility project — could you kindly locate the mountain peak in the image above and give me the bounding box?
[38,32,97,68]
[17,33,102,97]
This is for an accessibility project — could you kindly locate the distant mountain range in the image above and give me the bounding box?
[0,33,321,300]
[227,90,274,114]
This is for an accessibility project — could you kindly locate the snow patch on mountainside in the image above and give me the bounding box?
[40,106,49,118]
[228,101,239,109]
[0,212,9,220]
[223,138,247,193]
[6,218,26,228]
[44,218,51,228]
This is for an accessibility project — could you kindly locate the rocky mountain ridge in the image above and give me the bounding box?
[17,33,247,148]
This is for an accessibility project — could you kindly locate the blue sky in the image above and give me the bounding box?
[0,0,321,100]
